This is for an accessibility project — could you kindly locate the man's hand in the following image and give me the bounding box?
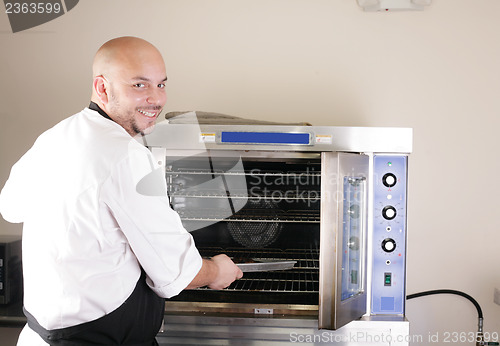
[207,254,243,290]
[186,254,243,290]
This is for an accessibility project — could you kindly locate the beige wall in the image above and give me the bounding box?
[1,0,499,344]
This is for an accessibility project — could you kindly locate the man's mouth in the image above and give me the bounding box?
[138,109,160,118]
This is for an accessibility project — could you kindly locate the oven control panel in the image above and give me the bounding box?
[371,155,408,315]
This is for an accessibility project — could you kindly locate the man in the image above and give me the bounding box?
[0,36,243,345]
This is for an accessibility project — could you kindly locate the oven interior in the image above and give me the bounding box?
[165,152,322,308]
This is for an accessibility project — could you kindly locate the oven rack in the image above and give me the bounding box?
[201,247,320,270]
[227,270,319,293]
[166,169,321,178]
[207,247,319,262]
[198,248,320,294]
[170,190,321,201]
[177,209,320,223]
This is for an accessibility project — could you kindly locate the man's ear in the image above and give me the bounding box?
[93,76,109,104]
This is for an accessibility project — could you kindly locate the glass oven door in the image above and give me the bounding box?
[319,152,369,330]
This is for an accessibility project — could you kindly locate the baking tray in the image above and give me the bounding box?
[236,259,297,272]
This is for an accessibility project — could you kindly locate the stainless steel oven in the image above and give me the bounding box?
[144,116,412,345]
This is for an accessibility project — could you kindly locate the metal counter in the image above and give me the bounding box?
[156,314,409,345]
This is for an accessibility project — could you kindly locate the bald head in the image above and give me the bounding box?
[90,37,167,136]
[92,37,164,81]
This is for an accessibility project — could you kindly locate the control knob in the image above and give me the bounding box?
[382,205,397,220]
[381,238,396,253]
[382,173,397,188]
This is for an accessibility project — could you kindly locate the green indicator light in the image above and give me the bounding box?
[384,273,392,286]
[387,162,392,167]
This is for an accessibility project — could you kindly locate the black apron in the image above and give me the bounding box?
[24,270,165,346]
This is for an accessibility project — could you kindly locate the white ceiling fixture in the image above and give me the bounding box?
[357,0,432,11]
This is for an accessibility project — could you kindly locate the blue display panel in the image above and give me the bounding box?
[220,132,311,145]
[371,155,408,315]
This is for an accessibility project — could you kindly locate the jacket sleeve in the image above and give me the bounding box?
[99,144,202,298]
[0,149,37,224]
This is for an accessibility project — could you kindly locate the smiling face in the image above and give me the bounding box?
[91,37,168,136]
[105,60,167,136]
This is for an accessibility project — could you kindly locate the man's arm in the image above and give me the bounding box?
[186,254,243,290]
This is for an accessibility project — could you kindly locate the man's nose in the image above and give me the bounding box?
[146,89,166,105]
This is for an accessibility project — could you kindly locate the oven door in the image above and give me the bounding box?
[319,152,369,330]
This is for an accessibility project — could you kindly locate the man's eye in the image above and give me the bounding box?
[134,83,145,88]
[158,83,165,89]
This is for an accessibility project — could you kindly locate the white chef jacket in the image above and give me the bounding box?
[0,108,202,336]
